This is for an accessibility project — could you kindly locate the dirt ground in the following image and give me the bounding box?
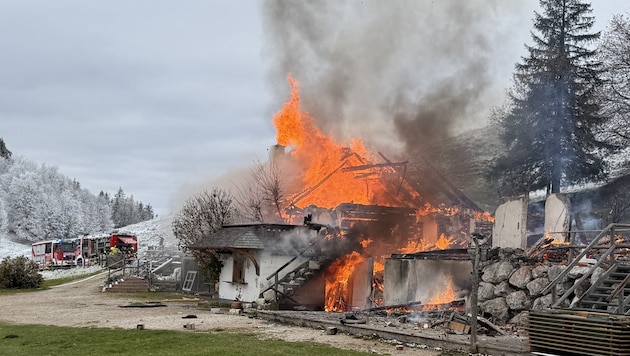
[0,273,445,356]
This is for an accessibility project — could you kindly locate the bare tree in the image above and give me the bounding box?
[597,14,630,146]
[172,187,238,284]
[234,157,286,223]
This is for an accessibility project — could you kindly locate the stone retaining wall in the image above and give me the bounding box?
[477,247,603,325]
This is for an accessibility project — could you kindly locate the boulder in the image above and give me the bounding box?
[531,264,548,279]
[509,311,529,326]
[482,261,515,284]
[505,290,531,311]
[591,266,605,284]
[526,277,550,297]
[547,265,567,283]
[480,297,510,322]
[532,294,553,310]
[494,281,513,297]
[478,281,495,302]
[568,265,591,279]
[509,265,532,289]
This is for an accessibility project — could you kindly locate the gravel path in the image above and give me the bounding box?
[0,274,442,355]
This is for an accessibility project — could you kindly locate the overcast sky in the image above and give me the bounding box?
[1,1,627,216]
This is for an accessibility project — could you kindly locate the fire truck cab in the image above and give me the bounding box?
[31,239,78,270]
[32,235,112,269]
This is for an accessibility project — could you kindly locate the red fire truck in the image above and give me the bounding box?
[74,234,111,266]
[31,239,78,270]
[31,234,123,269]
[108,233,138,257]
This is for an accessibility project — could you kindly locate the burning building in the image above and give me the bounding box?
[191,76,494,311]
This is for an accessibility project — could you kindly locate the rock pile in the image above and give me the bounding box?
[476,247,603,325]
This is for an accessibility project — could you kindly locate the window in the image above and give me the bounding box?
[232,253,246,283]
[182,271,197,292]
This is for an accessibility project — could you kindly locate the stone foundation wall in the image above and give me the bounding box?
[476,247,603,325]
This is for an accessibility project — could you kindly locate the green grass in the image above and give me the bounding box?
[0,322,370,356]
[0,270,106,296]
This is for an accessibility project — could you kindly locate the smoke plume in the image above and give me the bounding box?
[261,0,532,155]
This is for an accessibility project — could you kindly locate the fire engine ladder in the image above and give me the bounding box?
[541,223,630,313]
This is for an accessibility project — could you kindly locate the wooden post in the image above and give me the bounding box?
[274,273,279,305]
[468,235,481,353]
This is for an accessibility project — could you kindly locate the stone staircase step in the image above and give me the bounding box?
[106,277,149,293]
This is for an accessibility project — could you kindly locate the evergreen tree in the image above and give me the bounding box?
[490,0,608,196]
[0,138,11,160]
[111,187,126,228]
[109,188,155,228]
[143,204,155,220]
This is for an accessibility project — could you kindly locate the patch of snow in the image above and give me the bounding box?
[118,214,180,255]
[39,265,104,280]
[0,234,32,260]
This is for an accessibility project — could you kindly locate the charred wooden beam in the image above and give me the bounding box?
[358,300,424,313]
[378,152,411,199]
[289,160,349,206]
[340,161,408,172]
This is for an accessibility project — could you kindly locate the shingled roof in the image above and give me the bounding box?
[189,223,313,252]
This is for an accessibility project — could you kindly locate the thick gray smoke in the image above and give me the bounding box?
[261,0,533,154]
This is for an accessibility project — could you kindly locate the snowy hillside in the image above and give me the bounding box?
[115,214,179,255]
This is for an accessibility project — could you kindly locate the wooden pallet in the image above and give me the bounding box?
[527,309,630,356]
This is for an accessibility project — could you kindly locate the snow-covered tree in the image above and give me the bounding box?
[0,156,115,241]
[109,188,154,228]
[596,14,630,148]
[0,193,8,237]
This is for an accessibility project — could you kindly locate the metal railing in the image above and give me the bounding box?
[260,240,321,304]
[541,223,630,309]
[106,256,144,284]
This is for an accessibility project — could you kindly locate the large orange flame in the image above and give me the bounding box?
[272,75,390,208]
[271,75,489,312]
[422,275,456,310]
[324,251,365,312]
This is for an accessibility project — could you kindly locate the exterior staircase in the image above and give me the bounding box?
[540,223,630,314]
[260,255,332,307]
[576,264,630,315]
[105,277,150,293]
[528,224,630,356]
[278,257,328,296]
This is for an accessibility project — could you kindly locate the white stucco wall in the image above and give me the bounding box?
[217,249,310,303]
[544,193,570,242]
[217,251,260,303]
[383,258,472,306]
[492,196,528,249]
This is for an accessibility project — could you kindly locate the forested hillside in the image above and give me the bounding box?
[0,139,155,242]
